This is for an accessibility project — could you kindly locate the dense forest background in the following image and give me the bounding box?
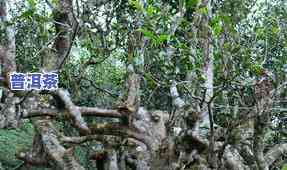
[0,0,286,169]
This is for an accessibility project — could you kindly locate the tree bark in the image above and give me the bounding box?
[0,0,18,129]
[253,72,273,170]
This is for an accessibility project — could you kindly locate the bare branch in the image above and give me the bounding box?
[170,81,185,109]
[82,77,119,98]
[89,123,154,150]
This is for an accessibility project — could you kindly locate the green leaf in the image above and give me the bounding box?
[137,28,156,39]
[212,23,222,36]
[221,15,231,25]
[128,0,144,12]
[51,0,59,6]
[147,5,156,16]
[157,34,170,43]
[186,0,198,9]
[27,0,37,9]
[271,26,279,34]
[144,72,157,88]
[150,34,170,47]
[250,63,263,76]
[282,164,287,170]
[197,7,208,15]
[255,27,265,38]
[209,15,223,36]
[19,9,34,19]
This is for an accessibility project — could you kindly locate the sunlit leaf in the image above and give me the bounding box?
[157,34,170,42]
[197,7,208,15]
[271,26,279,34]
[128,0,144,12]
[147,5,156,16]
[137,28,156,39]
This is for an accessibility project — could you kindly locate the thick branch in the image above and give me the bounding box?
[79,106,122,117]
[34,119,85,170]
[23,106,122,118]
[0,0,16,87]
[89,123,154,150]
[55,88,90,134]
[60,135,109,144]
[119,71,141,113]
[170,81,185,109]
[43,0,77,71]
[253,73,273,170]
[223,145,249,170]
[264,143,287,166]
